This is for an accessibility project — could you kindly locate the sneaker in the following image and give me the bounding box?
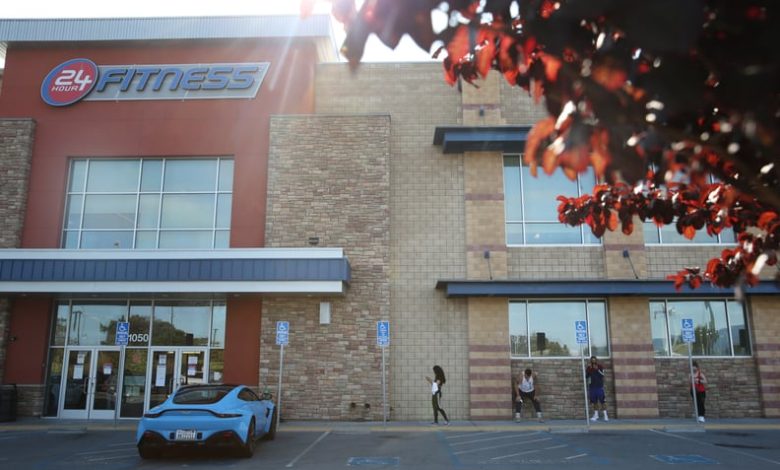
[537,412,544,423]
[444,420,450,426]
[697,416,705,423]
[590,415,599,421]
[603,411,609,422]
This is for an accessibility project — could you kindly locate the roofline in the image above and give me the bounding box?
[0,15,340,63]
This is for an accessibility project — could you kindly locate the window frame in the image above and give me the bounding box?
[508,298,611,359]
[503,154,601,246]
[650,298,752,358]
[61,157,233,249]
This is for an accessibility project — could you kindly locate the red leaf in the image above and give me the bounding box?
[607,211,619,231]
[682,224,697,240]
[524,117,556,177]
[539,52,562,82]
[592,63,627,91]
[447,26,472,66]
[475,29,497,78]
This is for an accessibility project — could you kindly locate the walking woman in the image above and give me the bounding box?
[691,361,707,423]
[425,365,450,425]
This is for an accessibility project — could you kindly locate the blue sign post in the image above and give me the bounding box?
[681,318,700,424]
[275,321,289,432]
[377,321,390,427]
[575,320,590,428]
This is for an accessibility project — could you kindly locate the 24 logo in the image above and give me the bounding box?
[40,58,98,106]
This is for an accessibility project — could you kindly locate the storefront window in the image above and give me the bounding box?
[43,349,64,417]
[128,302,152,346]
[509,300,609,357]
[51,304,69,346]
[152,303,211,346]
[62,157,233,249]
[650,299,751,356]
[120,349,148,418]
[68,302,128,346]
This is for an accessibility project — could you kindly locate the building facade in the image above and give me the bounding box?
[0,16,778,422]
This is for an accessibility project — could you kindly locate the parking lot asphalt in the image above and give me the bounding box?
[1,418,780,469]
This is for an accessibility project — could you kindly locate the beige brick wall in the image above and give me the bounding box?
[511,358,616,419]
[750,296,780,417]
[609,297,660,418]
[0,119,35,385]
[263,114,391,420]
[508,247,605,279]
[499,80,549,125]
[656,358,761,418]
[315,63,469,420]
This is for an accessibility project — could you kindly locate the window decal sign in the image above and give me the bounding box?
[41,58,270,106]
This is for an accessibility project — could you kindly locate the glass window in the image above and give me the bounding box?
[503,155,599,245]
[82,195,136,229]
[209,349,225,383]
[120,348,148,418]
[728,301,751,356]
[43,348,64,417]
[128,303,152,346]
[67,302,128,346]
[51,303,69,346]
[211,303,226,348]
[152,303,210,346]
[509,302,528,356]
[86,160,140,192]
[509,300,608,358]
[650,299,750,357]
[62,157,232,249]
[164,160,217,192]
[160,194,215,228]
[643,175,736,245]
[650,301,670,356]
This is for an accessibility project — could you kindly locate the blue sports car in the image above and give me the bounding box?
[136,384,277,458]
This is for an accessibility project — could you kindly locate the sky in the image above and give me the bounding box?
[0,0,434,63]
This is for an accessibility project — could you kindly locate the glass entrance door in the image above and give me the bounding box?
[60,349,120,419]
[147,348,207,410]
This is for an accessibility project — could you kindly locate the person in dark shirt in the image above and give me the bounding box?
[586,356,608,421]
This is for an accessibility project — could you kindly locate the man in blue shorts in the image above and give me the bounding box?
[586,355,608,421]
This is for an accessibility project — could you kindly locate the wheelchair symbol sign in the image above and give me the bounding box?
[575,321,588,344]
[682,319,694,330]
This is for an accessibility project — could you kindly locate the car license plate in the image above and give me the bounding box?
[175,429,197,441]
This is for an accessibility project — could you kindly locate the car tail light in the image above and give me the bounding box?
[143,411,163,418]
[213,412,242,418]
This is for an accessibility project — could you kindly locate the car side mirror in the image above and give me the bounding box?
[261,391,273,401]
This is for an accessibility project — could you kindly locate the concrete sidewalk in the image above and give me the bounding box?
[2,417,780,433]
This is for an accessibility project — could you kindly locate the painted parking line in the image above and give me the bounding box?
[453,437,552,455]
[86,453,137,462]
[449,432,539,446]
[650,429,780,466]
[286,430,330,468]
[76,447,136,456]
[491,443,567,461]
[565,452,588,460]
[446,431,503,440]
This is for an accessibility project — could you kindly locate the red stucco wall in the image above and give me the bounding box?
[0,38,317,386]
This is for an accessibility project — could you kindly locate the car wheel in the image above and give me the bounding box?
[264,408,277,441]
[239,418,256,458]
[138,444,159,459]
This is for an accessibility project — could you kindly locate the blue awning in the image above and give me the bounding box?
[435,279,780,298]
[0,248,350,295]
[433,126,530,154]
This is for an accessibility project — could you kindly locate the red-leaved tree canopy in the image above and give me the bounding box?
[305,0,779,289]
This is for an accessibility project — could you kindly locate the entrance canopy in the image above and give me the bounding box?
[0,248,350,294]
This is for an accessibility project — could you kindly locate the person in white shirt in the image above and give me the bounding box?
[425,365,450,425]
[513,368,543,422]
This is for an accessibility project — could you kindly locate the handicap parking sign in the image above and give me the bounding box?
[276,321,289,346]
[115,321,129,346]
[377,321,390,347]
[575,320,588,344]
[681,318,695,343]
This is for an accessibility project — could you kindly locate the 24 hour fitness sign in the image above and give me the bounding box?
[40,58,270,106]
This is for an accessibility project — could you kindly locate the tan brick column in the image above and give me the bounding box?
[468,297,511,419]
[751,296,780,417]
[608,297,660,417]
[602,217,647,280]
[461,73,513,419]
